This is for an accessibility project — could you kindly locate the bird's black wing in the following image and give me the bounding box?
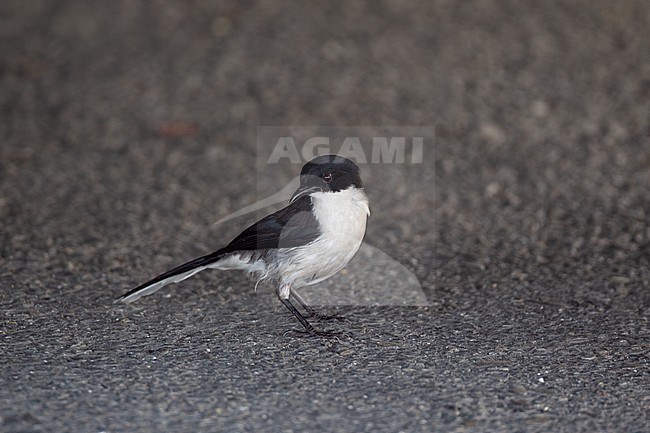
[116,196,320,303]
[220,195,321,253]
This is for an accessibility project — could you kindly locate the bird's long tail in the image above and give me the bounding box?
[115,250,225,303]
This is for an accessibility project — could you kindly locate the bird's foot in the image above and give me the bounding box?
[282,327,343,338]
[310,312,347,322]
[302,307,346,322]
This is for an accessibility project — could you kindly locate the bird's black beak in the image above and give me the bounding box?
[290,185,321,203]
[290,176,327,203]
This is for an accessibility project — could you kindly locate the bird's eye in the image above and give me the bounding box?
[323,173,333,183]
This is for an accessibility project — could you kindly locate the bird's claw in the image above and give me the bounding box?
[282,327,343,338]
[311,313,347,322]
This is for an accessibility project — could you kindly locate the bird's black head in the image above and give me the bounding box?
[290,155,363,203]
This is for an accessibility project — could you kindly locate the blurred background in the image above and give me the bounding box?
[2,0,647,296]
[1,1,648,432]
[1,0,646,303]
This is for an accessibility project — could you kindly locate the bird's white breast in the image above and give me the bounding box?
[279,187,370,287]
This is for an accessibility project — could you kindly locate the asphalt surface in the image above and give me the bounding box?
[1,1,649,432]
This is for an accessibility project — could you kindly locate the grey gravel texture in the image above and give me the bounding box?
[1,1,649,432]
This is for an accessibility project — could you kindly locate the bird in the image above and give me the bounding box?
[116,154,370,335]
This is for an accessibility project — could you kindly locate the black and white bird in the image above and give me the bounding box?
[116,155,370,334]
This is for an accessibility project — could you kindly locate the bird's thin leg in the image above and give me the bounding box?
[290,288,346,322]
[289,288,319,317]
[279,296,316,334]
[276,283,315,334]
[278,285,341,336]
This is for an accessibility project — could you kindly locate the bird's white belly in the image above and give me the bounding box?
[278,187,370,288]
